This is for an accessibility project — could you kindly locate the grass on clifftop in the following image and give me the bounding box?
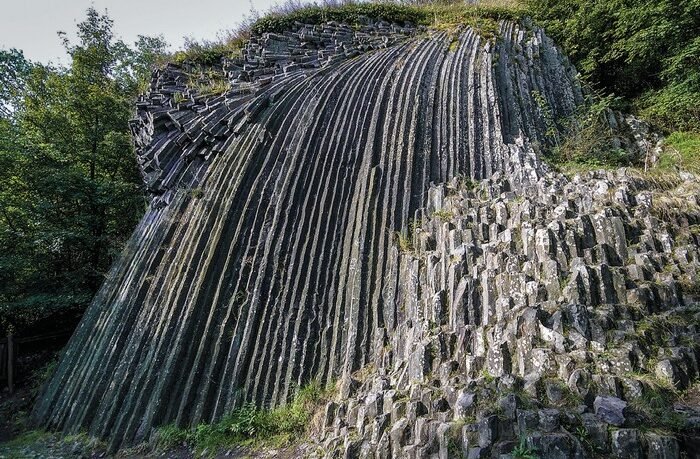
[175,0,525,65]
[152,381,334,454]
[250,0,524,35]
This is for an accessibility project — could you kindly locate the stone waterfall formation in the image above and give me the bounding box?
[34,18,700,457]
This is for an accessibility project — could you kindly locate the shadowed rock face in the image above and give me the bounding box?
[33,21,584,449]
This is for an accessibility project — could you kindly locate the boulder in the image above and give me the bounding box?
[594,395,628,426]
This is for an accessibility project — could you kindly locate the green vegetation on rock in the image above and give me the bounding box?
[659,131,700,173]
[525,0,700,133]
[154,381,334,453]
[176,0,526,65]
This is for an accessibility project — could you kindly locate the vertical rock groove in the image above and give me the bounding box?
[34,22,584,449]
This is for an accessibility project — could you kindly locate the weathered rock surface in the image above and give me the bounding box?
[308,169,700,458]
[304,169,700,458]
[594,396,627,426]
[33,17,699,457]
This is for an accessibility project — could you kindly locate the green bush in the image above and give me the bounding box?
[525,0,700,133]
[540,91,634,171]
[173,39,244,66]
[639,83,700,133]
[155,381,333,452]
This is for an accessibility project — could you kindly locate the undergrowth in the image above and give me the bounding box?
[540,90,633,172]
[540,88,699,178]
[153,381,334,453]
[0,430,106,457]
[630,383,687,434]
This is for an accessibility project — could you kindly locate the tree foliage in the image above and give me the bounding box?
[525,0,700,132]
[0,49,33,117]
[0,8,168,334]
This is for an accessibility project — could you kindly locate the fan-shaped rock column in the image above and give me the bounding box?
[33,20,583,450]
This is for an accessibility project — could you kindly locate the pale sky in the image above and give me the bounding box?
[0,0,281,65]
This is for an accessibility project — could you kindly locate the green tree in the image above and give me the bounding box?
[526,0,700,131]
[0,49,33,117]
[0,8,169,334]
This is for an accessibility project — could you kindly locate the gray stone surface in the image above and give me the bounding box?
[594,396,628,426]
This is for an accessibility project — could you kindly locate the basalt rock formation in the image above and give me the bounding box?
[33,16,700,457]
[310,170,700,458]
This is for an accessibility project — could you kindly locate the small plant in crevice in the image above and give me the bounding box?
[432,209,454,222]
[172,92,186,105]
[573,425,603,454]
[395,229,414,253]
[480,368,496,384]
[461,176,478,191]
[513,436,539,459]
[396,231,413,252]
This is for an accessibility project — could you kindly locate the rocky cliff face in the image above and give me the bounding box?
[313,170,700,458]
[33,17,699,457]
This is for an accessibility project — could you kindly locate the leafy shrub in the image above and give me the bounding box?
[541,91,632,170]
[639,82,700,133]
[154,381,333,451]
[173,39,244,66]
[525,0,700,133]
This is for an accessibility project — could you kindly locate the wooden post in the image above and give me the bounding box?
[7,334,13,394]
